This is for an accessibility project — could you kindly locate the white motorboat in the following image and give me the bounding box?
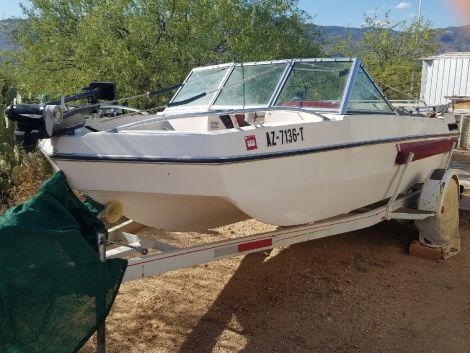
[7,58,459,230]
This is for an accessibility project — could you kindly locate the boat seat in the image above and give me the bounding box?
[219,114,234,128]
[235,114,250,127]
[254,112,265,123]
[244,112,265,124]
[207,112,265,130]
[219,114,250,129]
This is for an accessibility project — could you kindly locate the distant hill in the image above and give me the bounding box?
[438,25,470,52]
[318,25,364,43]
[0,19,19,52]
[0,18,469,54]
[318,24,470,53]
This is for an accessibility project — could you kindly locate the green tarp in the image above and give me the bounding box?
[0,171,127,353]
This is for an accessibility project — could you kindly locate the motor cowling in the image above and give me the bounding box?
[4,82,116,151]
[5,104,64,152]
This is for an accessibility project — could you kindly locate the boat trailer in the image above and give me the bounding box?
[90,150,462,352]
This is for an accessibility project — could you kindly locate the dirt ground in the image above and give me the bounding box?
[78,152,469,353]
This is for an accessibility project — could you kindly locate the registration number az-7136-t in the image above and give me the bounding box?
[266,127,304,147]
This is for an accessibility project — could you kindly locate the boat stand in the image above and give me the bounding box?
[96,233,107,353]
[94,159,461,352]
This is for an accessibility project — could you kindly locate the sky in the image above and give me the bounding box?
[0,0,468,28]
[298,0,467,27]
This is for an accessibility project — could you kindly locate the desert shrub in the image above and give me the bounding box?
[0,98,52,212]
[0,93,22,198]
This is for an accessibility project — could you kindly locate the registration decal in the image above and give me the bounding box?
[244,135,258,151]
[266,127,304,147]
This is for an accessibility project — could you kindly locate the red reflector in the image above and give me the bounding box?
[238,238,272,252]
[441,206,445,214]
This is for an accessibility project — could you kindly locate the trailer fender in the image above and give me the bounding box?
[416,169,461,258]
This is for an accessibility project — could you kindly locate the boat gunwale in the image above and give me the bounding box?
[46,133,460,165]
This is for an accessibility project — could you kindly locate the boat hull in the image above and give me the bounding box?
[47,136,453,230]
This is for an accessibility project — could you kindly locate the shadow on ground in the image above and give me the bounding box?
[175,217,470,353]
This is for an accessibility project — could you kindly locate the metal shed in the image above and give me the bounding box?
[420,52,470,106]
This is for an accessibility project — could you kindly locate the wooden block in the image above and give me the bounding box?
[409,240,443,261]
[455,102,470,110]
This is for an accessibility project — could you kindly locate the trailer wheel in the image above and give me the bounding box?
[416,170,461,259]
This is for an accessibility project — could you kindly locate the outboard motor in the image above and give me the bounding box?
[5,82,116,151]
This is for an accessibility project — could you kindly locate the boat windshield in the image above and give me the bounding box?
[170,63,287,109]
[347,67,393,112]
[170,66,231,107]
[212,63,287,108]
[167,59,393,114]
[274,61,351,111]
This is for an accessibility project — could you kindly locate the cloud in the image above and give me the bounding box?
[395,2,411,9]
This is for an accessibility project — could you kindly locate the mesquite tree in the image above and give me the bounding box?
[330,12,440,100]
[13,0,323,104]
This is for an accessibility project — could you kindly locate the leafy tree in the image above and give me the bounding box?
[12,0,322,105]
[330,12,440,100]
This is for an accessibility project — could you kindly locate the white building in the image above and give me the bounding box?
[420,52,470,106]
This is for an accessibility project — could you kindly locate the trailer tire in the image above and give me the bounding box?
[416,174,460,258]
